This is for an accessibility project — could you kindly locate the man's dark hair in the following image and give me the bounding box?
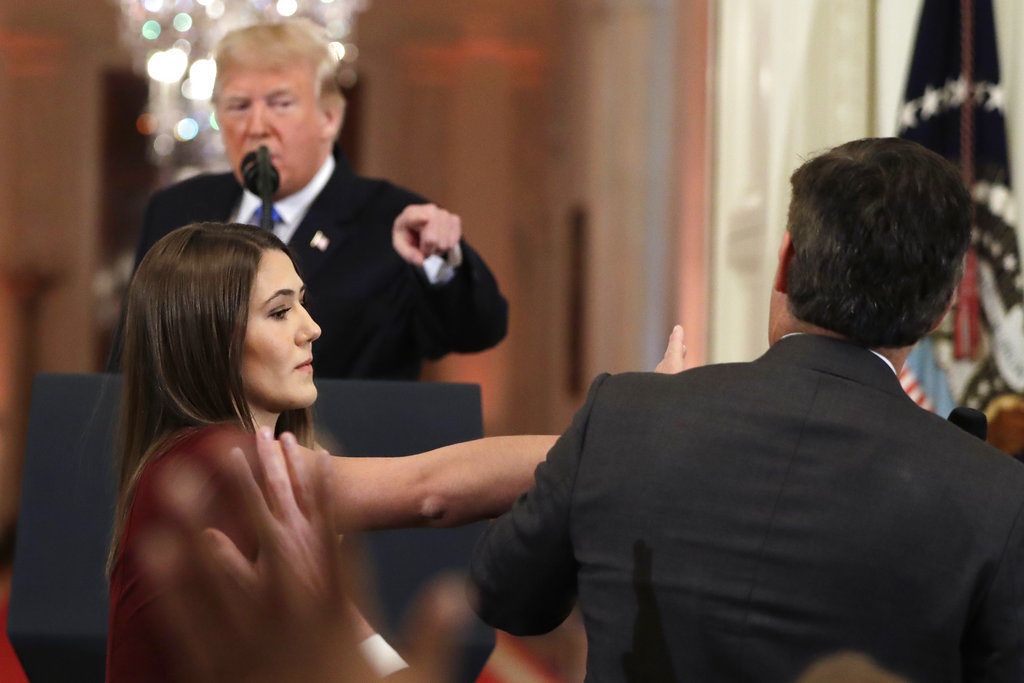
[786,137,972,348]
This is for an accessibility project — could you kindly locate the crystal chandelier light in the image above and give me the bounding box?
[114,0,369,171]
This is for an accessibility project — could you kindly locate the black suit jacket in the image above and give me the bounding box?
[133,148,507,379]
[471,334,1024,682]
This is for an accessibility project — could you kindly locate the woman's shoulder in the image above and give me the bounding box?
[128,424,254,524]
[155,423,254,464]
[108,423,257,680]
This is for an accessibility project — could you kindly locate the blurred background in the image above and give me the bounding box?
[2,0,1024,679]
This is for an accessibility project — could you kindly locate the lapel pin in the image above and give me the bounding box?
[310,230,330,252]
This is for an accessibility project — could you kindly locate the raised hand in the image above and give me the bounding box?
[654,325,687,374]
[140,429,367,682]
[392,203,462,267]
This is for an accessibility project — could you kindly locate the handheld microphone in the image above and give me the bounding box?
[947,406,988,441]
[240,145,280,231]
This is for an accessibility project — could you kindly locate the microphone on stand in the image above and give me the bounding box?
[240,145,280,231]
[947,406,988,441]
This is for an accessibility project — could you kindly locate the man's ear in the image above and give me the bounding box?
[773,231,795,294]
[320,97,345,141]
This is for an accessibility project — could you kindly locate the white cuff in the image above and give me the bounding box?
[422,243,462,286]
[358,633,408,678]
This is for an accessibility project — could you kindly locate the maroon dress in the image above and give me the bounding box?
[106,424,255,682]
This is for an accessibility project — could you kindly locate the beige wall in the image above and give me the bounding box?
[357,0,568,435]
[357,0,709,435]
[0,0,130,536]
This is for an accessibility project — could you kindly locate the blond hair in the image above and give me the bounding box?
[214,18,344,106]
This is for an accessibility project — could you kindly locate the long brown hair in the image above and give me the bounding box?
[109,222,315,570]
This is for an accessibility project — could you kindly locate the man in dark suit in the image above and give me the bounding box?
[471,138,1024,681]
[132,19,507,379]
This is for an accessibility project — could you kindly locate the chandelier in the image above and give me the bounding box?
[114,0,369,171]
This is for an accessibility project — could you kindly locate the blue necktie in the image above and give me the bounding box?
[249,205,283,228]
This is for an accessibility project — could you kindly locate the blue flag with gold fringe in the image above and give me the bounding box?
[897,0,1024,441]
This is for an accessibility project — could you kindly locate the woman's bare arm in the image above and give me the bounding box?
[310,324,686,531]
[315,435,557,531]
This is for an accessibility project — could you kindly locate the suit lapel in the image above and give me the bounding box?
[288,149,369,280]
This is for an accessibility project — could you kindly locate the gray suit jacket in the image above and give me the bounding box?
[471,334,1024,682]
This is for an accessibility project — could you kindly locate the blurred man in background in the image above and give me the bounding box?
[130,19,507,380]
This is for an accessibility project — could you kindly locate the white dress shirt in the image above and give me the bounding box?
[232,154,459,285]
[233,154,335,246]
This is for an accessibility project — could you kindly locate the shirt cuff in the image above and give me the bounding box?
[358,633,408,678]
[422,243,463,286]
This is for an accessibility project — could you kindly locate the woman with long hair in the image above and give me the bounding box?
[107,222,685,680]
[107,223,550,681]
[111,224,315,568]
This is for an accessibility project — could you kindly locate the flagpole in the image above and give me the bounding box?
[961,0,974,188]
[866,0,877,135]
[897,0,1020,417]
[955,0,981,361]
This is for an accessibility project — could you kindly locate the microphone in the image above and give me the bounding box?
[240,145,279,231]
[947,406,988,441]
